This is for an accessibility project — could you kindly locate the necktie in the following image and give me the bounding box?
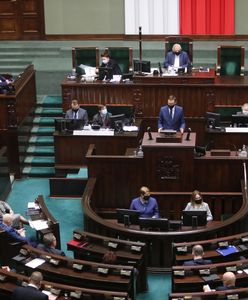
[169,108,173,119]
[74,111,77,119]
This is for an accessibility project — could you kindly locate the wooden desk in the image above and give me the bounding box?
[61,73,248,145]
[141,132,196,191]
[14,244,135,299]
[54,129,140,170]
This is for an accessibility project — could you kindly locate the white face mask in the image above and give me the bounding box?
[101,108,107,115]
[242,109,248,115]
[102,58,109,64]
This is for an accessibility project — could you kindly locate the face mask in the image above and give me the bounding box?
[195,199,202,205]
[143,195,150,201]
[101,109,107,115]
[175,51,181,56]
[72,108,79,112]
[168,105,174,109]
[242,110,248,115]
[102,59,108,64]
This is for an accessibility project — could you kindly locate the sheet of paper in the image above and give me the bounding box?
[79,64,96,76]
[25,258,45,268]
[123,126,138,132]
[29,220,49,230]
[27,202,39,210]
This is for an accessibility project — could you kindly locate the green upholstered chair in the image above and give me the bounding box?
[106,104,134,119]
[216,45,245,76]
[72,47,99,75]
[104,47,133,74]
[165,36,193,63]
[79,104,99,122]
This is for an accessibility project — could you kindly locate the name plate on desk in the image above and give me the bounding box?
[210,149,231,156]
[225,127,248,133]
[73,129,114,136]
[156,132,182,143]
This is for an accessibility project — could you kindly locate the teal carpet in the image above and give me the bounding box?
[6,178,171,299]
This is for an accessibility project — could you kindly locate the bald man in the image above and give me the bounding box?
[203,271,236,292]
[0,214,36,246]
[183,244,212,266]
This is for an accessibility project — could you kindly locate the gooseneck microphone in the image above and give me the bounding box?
[185,127,191,141]
[147,127,153,140]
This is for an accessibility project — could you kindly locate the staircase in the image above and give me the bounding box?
[18,95,63,177]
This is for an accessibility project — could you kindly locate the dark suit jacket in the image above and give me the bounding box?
[216,285,236,291]
[65,107,88,124]
[183,258,212,266]
[0,222,36,246]
[164,51,190,69]
[11,285,48,300]
[37,243,65,256]
[158,105,186,131]
[92,112,112,127]
[100,59,122,75]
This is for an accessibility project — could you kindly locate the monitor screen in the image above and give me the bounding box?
[231,114,248,127]
[139,218,169,231]
[133,60,151,73]
[110,114,126,131]
[182,210,207,227]
[54,118,85,133]
[205,112,221,129]
[99,67,113,80]
[116,209,140,226]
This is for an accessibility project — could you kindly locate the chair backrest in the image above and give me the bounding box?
[105,47,133,73]
[72,47,100,73]
[217,45,245,76]
[106,104,134,119]
[79,103,99,121]
[165,36,193,62]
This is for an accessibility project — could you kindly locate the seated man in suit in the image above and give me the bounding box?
[158,95,186,134]
[130,186,159,218]
[203,271,236,292]
[183,244,212,266]
[0,214,36,247]
[92,105,112,128]
[0,74,15,94]
[164,43,191,70]
[100,50,122,76]
[12,271,48,300]
[0,200,29,228]
[37,233,65,256]
[65,99,89,124]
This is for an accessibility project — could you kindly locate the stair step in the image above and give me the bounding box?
[19,126,55,135]
[20,146,54,156]
[35,107,63,116]
[18,135,54,145]
[22,166,55,177]
[23,156,55,166]
[36,95,62,107]
[31,117,55,126]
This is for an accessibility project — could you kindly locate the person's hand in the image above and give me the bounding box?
[158,128,162,133]
[1,266,10,271]
[18,228,26,237]
[180,128,184,134]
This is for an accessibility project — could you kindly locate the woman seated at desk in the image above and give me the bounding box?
[92,105,112,128]
[184,190,213,221]
[130,186,159,218]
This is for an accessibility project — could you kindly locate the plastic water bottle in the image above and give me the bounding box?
[137,146,144,158]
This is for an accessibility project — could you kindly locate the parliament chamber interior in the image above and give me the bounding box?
[2,0,248,299]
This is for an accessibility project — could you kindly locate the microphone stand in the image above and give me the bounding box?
[147,127,153,140]
[137,26,145,76]
[185,128,191,141]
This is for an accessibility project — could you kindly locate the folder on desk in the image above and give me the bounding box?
[202,273,220,282]
[216,245,238,256]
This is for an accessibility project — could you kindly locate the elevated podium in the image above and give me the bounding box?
[141,132,196,191]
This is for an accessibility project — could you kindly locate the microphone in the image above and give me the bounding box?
[158,62,163,75]
[147,127,153,140]
[185,127,191,141]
